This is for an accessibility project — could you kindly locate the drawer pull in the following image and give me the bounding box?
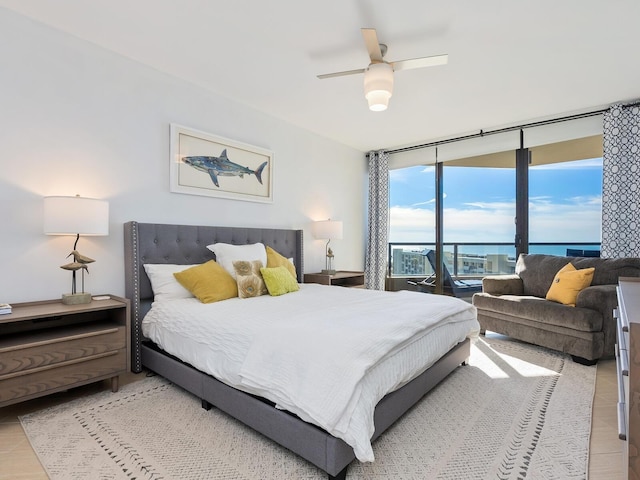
[617,320,628,353]
[620,312,629,332]
[617,402,627,441]
[619,346,629,377]
[617,353,626,402]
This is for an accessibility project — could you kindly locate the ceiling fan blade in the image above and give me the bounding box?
[392,54,448,72]
[317,68,366,79]
[361,28,383,62]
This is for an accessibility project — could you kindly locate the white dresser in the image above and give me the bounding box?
[616,277,640,480]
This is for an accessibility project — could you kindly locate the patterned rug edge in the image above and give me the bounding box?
[19,337,598,480]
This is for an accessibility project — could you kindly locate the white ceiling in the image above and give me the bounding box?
[3,0,639,152]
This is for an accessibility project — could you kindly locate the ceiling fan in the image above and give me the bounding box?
[317,28,448,111]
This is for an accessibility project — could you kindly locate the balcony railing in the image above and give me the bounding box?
[388,242,602,278]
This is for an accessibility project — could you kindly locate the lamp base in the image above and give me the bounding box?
[62,292,92,305]
[321,269,336,276]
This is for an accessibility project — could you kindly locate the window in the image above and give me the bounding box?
[386,114,604,286]
[529,154,603,255]
[443,163,515,275]
[389,165,435,276]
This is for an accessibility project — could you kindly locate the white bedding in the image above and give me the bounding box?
[142,283,479,462]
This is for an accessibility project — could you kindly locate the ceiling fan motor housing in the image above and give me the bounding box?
[364,63,394,111]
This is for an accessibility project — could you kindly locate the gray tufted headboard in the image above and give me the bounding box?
[124,221,304,373]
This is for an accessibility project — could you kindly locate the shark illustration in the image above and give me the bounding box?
[182,150,268,188]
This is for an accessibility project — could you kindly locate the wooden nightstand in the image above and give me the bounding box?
[0,295,130,408]
[304,271,365,288]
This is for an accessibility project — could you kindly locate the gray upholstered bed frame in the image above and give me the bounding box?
[123,221,470,480]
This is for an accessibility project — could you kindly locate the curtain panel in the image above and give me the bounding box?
[365,150,389,290]
[602,103,640,258]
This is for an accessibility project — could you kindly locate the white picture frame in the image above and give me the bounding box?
[170,124,273,203]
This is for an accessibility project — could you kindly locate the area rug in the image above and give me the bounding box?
[20,337,596,480]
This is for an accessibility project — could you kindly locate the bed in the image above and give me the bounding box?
[124,221,479,479]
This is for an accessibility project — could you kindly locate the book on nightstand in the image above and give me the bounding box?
[0,303,12,315]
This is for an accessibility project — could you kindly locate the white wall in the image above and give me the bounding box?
[0,9,366,303]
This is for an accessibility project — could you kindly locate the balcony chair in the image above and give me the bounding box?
[566,248,601,257]
[408,250,483,297]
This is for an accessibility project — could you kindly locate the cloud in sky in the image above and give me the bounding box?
[462,200,513,210]
[389,159,603,245]
[409,192,446,207]
[567,195,602,206]
[411,199,435,207]
[390,196,602,243]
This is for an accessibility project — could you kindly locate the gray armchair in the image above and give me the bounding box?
[472,253,640,364]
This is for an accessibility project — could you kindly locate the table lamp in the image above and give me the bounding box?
[43,195,109,304]
[312,219,343,275]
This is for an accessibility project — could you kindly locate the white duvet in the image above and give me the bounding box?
[142,283,479,462]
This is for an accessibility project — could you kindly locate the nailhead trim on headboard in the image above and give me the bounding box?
[124,221,304,373]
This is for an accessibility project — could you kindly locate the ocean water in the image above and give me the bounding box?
[391,243,602,276]
[454,244,601,258]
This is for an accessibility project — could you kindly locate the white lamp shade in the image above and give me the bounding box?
[43,196,109,236]
[364,62,394,111]
[312,220,343,240]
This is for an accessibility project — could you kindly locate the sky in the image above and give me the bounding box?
[389,158,603,244]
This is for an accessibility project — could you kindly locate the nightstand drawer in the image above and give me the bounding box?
[0,348,127,404]
[0,323,125,376]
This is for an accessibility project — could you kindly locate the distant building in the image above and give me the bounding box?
[391,248,515,276]
[458,255,485,274]
[485,254,516,274]
[392,249,432,275]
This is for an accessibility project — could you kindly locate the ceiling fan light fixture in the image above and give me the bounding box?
[364,62,394,111]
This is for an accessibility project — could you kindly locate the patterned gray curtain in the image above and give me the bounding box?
[602,103,640,258]
[365,150,389,290]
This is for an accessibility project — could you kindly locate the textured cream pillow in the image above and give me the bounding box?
[266,246,297,280]
[233,260,268,298]
[173,260,238,303]
[545,263,595,307]
[207,242,267,279]
[143,263,197,301]
[260,266,300,296]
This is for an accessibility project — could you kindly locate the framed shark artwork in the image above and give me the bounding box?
[170,124,273,203]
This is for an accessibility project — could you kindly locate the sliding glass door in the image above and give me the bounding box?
[386,114,604,292]
[388,164,436,278]
[528,137,603,256]
[442,162,516,277]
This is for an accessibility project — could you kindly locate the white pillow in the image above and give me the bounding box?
[143,263,196,301]
[206,242,267,279]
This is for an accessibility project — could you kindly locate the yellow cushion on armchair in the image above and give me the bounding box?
[545,263,595,307]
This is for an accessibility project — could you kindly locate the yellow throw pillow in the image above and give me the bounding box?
[266,246,297,280]
[173,260,238,303]
[233,260,268,298]
[260,266,300,296]
[545,263,595,306]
